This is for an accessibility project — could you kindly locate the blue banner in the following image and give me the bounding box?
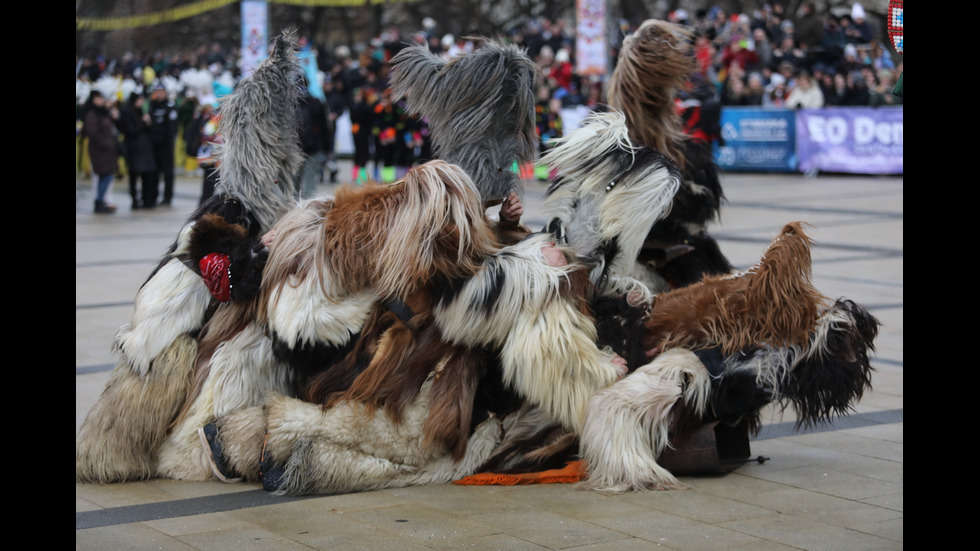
[796,108,903,175]
[715,108,797,172]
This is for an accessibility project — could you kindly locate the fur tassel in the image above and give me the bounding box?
[778,298,878,428]
[579,348,712,492]
[76,334,198,483]
[388,39,538,202]
[644,222,829,356]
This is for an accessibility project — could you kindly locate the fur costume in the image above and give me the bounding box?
[210,375,503,496]
[642,222,827,357]
[579,297,878,492]
[540,110,682,303]
[200,216,631,495]
[167,159,506,484]
[388,37,539,203]
[605,18,733,289]
[76,31,303,483]
[432,231,624,433]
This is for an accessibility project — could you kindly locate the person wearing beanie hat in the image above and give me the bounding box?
[845,3,873,45]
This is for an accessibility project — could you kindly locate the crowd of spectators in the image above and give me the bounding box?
[685,2,902,108]
[76,3,902,188]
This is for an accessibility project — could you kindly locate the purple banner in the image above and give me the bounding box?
[796,107,903,175]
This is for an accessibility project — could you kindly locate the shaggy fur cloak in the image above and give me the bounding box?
[605,18,733,289]
[76,31,304,483]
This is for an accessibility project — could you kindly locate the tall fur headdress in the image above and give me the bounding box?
[212,30,304,232]
[605,19,732,289]
[388,38,538,203]
[606,19,694,169]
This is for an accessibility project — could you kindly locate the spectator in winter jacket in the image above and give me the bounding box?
[83,90,121,213]
[116,92,157,209]
[786,71,825,109]
[147,83,179,206]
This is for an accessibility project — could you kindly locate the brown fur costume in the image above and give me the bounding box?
[643,222,829,356]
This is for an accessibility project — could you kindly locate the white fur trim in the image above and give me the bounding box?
[266,276,376,349]
[113,253,212,376]
[580,348,712,491]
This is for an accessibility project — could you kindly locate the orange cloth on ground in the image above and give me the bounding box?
[452,460,586,486]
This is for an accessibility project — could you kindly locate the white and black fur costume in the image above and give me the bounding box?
[76,32,304,483]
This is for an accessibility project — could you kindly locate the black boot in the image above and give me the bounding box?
[94,200,117,214]
[198,424,242,483]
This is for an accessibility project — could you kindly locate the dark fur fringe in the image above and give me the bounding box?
[642,109,731,290]
[643,230,734,290]
[644,222,827,356]
[781,298,879,428]
[184,210,267,302]
[476,403,578,474]
[300,300,390,405]
[698,298,879,434]
[593,294,651,371]
[389,38,538,202]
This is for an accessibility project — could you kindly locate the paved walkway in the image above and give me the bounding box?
[76,166,903,550]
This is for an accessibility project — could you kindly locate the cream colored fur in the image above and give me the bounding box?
[113,225,213,376]
[541,110,680,301]
[266,274,377,350]
[434,233,621,432]
[216,371,502,496]
[156,322,294,480]
[75,334,198,483]
[579,348,712,492]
